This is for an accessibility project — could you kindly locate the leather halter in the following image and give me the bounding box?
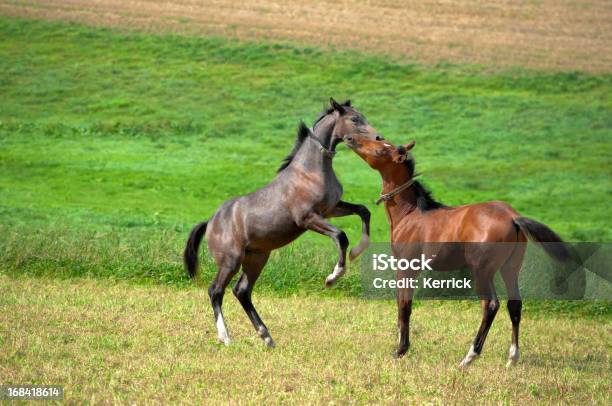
[309,132,336,159]
[375,177,417,205]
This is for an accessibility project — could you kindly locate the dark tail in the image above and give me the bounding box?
[184,221,208,279]
[513,217,578,264]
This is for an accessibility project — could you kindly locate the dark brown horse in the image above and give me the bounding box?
[345,135,577,367]
[184,99,383,347]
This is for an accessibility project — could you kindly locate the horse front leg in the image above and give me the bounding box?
[299,212,349,287]
[329,200,371,261]
[395,298,412,358]
[395,270,416,358]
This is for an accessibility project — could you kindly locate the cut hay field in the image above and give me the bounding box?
[0,12,611,404]
[1,0,611,72]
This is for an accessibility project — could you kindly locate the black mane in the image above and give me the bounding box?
[277,122,310,173]
[404,157,446,211]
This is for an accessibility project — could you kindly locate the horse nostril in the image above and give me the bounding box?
[346,135,353,142]
[375,135,382,141]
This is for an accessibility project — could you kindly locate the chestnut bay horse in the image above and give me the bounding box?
[184,99,383,347]
[346,135,578,367]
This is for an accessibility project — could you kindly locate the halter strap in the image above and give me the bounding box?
[309,132,336,159]
[375,178,416,205]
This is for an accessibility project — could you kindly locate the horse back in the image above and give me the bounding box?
[394,200,520,243]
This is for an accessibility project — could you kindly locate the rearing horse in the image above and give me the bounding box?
[184,99,382,347]
[346,135,578,367]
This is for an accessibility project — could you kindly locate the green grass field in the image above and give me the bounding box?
[0,16,611,403]
[1,17,610,293]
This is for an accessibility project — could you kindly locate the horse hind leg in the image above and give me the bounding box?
[501,243,525,367]
[209,252,242,346]
[232,251,275,348]
[459,277,500,368]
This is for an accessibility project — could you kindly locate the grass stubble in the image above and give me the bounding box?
[1,276,610,404]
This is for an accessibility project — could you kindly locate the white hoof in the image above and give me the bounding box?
[325,264,345,287]
[506,344,519,367]
[459,345,479,368]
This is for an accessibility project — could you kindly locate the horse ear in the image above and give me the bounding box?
[395,154,407,163]
[394,141,415,163]
[330,97,347,115]
[403,140,416,151]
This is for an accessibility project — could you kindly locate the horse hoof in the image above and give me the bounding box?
[459,356,478,369]
[459,355,479,368]
[506,355,519,368]
[459,345,479,368]
[325,265,345,287]
[264,337,276,348]
[257,326,275,348]
[393,349,407,359]
[217,337,231,346]
[506,345,519,367]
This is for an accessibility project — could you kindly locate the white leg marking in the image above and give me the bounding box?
[506,344,519,367]
[325,264,346,286]
[349,235,370,261]
[216,314,230,345]
[459,345,479,368]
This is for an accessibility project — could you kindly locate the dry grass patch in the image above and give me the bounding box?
[1,275,609,403]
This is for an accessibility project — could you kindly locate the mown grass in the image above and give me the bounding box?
[1,276,610,404]
[0,17,611,300]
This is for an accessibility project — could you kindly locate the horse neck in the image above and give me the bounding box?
[291,116,335,173]
[378,163,420,230]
